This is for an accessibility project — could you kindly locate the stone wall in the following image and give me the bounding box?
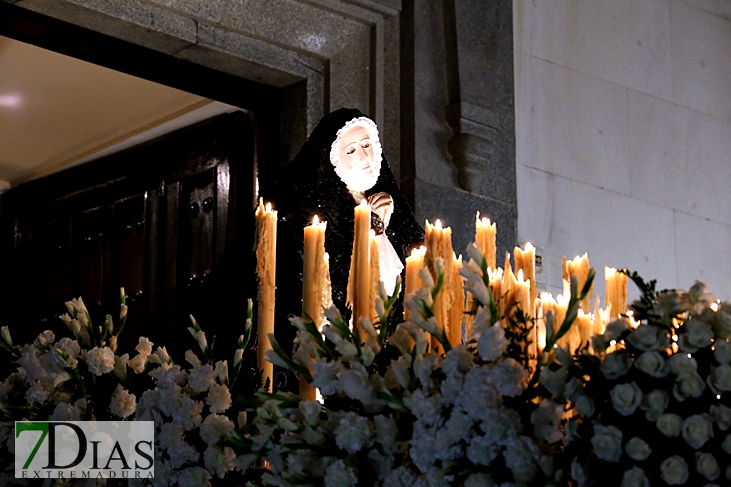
[514,0,731,299]
[4,0,519,261]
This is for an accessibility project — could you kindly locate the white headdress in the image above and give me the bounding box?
[329,117,382,192]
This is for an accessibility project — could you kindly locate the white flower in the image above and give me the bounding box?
[723,434,731,454]
[575,395,595,417]
[311,360,345,396]
[86,347,115,376]
[200,413,235,445]
[640,389,668,421]
[177,466,212,487]
[335,412,372,454]
[709,364,731,393]
[696,452,720,481]
[337,363,374,406]
[464,473,494,487]
[531,399,564,444]
[625,437,651,461]
[324,459,357,487]
[591,424,623,462]
[682,413,713,449]
[136,337,154,356]
[389,326,416,355]
[443,345,474,376]
[489,358,529,397]
[0,326,12,346]
[678,320,714,352]
[49,402,82,421]
[35,330,55,347]
[51,338,81,368]
[610,382,642,416]
[477,324,509,361]
[205,383,232,413]
[158,422,184,450]
[660,455,689,485]
[299,400,321,426]
[621,466,650,487]
[385,356,412,390]
[657,413,683,437]
[189,364,217,393]
[665,353,698,375]
[715,340,731,364]
[673,372,705,401]
[627,325,669,351]
[466,435,499,466]
[712,404,731,431]
[635,352,666,378]
[128,353,147,374]
[384,466,417,487]
[504,436,539,482]
[571,458,589,486]
[109,384,136,418]
[713,302,731,338]
[203,445,236,478]
[600,352,631,380]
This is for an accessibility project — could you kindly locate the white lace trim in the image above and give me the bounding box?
[329,117,382,192]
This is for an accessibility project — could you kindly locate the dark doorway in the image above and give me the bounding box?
[0,113,255,356]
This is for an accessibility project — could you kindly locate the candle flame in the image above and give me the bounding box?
[435,219,442,230]
[369,229,376,238]
[524,242,534,251]
[266,202,272,212]
[517,268,524,280]
[313,214,320,225]
[359,199,369,207]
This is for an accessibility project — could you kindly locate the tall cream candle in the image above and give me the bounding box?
[369,230,381,322]
[255,198,277,390]
[425,219,461,351]
[514,243,537,316]
[475,212,497,270]
[605,266,628,318]
[348,200,371,341]
[563,253,593,312]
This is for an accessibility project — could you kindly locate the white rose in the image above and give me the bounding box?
[711,404,731,431]
[713,302,731,339]
[696,452,720,481]
[660,456,689,485]
[723,434,731,455]
[715,340,731,364]
[575,395,596,417]
[673,372,705,401]
[656,413,682,437]
[640,389,669,421]
[86,347,115,376]
[591,424,623,462]
[627,325,669,351]
[625,437,651,461]
[477,324,509,361]
[678,320,714,353]
[610,382,642,416]
[682,413,713,449]
[635,352,666,378]
[605,319,630,340]
[665,353,698,376]
[600,352,631,380]
[621,466,650,487]
[709,365,731,393]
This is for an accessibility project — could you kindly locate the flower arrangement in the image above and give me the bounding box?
[1,242,730,487]
[559,274,731,486]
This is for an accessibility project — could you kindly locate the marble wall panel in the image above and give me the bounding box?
[515,56,630,195]
[671,0,731,121]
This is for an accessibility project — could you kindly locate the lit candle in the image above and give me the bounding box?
[514,243,537,316]
[605,266,628,318]
[554,293,569,349]
[475,212,497,270]
[563,253,593,311]
[255,198,277,390]
[448,253,465,347]
[369,230,381,322]
[425,219,462,351]
[302,215,328,326]
[404,246,427,320]
[536,296,547,354]
[348,200,371,341]
[577,309,592,350]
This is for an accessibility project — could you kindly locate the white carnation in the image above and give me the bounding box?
[504,436,539,482]
[177,466,212,487]
[109,384,136,418]
[203,445,236,478]
[188,364,217,393]
[200,413,235,445]
[86,347,115,376]
[205,383,232,413]
[334,412,372,454]
[531,399,564,444]
[477,324,509,361]
[324,459,357,487]
[466,435,499,466]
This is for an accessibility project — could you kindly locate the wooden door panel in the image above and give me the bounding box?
[71,206,107,311]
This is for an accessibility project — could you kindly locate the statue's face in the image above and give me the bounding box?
[337,125,375,181]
